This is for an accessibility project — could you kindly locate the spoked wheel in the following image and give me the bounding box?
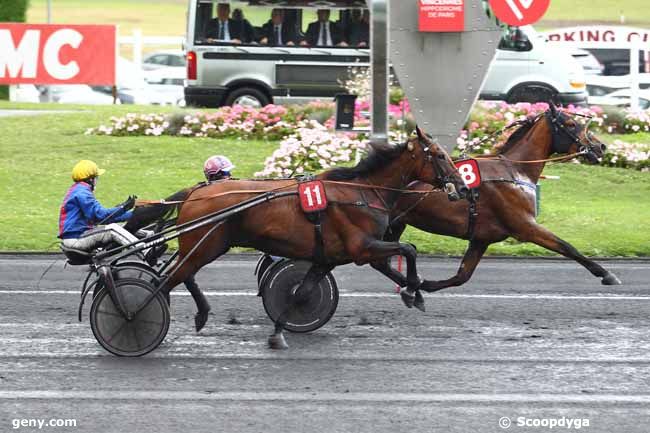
[262,260,338,333]
[90,278,170,357]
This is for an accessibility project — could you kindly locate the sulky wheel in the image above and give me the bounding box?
[262,260,338,333]
[92,262,170,305]
[90,278,170,357]
[255,254,279,289]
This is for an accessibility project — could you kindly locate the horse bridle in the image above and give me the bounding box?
[546,108,604,158]
[415,136,458,190]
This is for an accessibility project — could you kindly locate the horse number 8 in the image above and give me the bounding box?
[458,163,477,186]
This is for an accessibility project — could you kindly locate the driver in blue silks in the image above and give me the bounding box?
[58,160,138,253]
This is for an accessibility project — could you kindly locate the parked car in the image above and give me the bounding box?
[571,48,604,75]
[8,84,40,103]
[144,66,186,86]
[143,50,186,71]
[480,26,587,105]
[588,88,650,110]
[91,57,184,105]
[44,85,117,105]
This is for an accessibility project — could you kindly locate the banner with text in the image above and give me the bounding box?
[419,0,465,32]
[0,23,116,85]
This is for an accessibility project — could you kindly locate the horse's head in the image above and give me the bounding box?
[410,127,468,201]
[546,104,606,164]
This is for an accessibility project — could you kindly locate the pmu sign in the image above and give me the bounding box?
[0,24,116,85]
[488,0,550,26]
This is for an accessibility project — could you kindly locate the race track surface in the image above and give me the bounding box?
[0,255,649,433]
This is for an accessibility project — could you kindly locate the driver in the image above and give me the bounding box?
[58,160,139,253]
[203,155,235,182]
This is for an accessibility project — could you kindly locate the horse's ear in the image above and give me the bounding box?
[416,125,426,142]
[548,101,558,117]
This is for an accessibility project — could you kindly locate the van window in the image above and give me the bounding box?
[193,1,370,48]
[498,27,532,52]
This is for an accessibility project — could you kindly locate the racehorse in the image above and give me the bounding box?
[372,105,621,312]
[124,187,213,332]
[162,128,468,349]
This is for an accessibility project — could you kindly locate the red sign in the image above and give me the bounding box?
[419,0,465,33]
[298,181,328,213]
[0,23,116,85]
[488,0,550,26]
[454,159,481,189]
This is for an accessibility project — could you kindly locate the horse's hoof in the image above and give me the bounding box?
[602,273,622,286]
[414,291,426,312]
[400,290,415,309]
[194,309,210,332]
[268,333,289,350]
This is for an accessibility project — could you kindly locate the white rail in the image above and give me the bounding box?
[117,29,185,69]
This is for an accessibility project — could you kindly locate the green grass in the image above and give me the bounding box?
[1,102,649,256]
[0,102,277,251]
[541,0,650,26]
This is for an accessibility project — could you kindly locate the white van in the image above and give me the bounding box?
[480,26,588,105]
[184,3,587,107]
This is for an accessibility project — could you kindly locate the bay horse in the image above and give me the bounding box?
[162,128,468,349]
[124,187,213,332]
[372,105,621,312]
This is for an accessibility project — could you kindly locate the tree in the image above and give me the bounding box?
[0,0,30,100]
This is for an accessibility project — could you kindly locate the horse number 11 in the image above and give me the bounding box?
[303,185,323,207]
[298,180,328,212]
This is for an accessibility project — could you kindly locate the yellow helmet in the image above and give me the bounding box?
[71,160,106,182]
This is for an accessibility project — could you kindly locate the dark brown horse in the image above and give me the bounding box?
[124,187,213,332]
[163,128,467,349]
[372,106,621,311]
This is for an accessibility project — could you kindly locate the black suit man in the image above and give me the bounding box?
[204,3,252,44]
[301,9,347,47]
[259,9,297,46]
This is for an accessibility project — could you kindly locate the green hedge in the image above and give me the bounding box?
[0,0,29,22]
[0,0,29,100]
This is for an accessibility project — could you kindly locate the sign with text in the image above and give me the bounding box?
[298,181,328,213]
[543,26,650,47]
[419,0,465,33]
[454,159,481,189]
[0,23,116,85]
[488,0,550,26]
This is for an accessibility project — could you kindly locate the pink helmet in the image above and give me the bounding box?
[203,155,235,179]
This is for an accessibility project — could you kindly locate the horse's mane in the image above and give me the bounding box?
[322,141,408,181]
[493,115,540,155]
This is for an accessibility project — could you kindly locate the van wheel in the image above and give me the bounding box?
[507,85,556,104]
[224,87,270,107]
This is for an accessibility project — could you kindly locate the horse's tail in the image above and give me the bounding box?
[124,187,192,234]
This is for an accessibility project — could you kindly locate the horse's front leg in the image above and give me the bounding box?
[360,239,424,311]
[418,240,489,293]
[370,223,410,288]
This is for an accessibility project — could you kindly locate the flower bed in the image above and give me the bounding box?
[86,99,650,171]
[254,121,368,178]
